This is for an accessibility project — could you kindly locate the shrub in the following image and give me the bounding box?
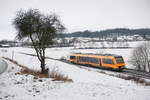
[49,67,73,82]
[129,42,150,72]
[21,67,73,82]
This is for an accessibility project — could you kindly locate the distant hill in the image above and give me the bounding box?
[58,28,150,40]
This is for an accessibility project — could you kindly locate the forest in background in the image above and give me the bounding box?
[59,28,150,40]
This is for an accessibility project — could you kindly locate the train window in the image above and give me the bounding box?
[83,57,86,62]
[79,57,82,61]
[70,56,76,59]
[78,56,98,64]
[94,58,98,64]
[88,57,92,63]
[85,57,89,62]
[89,57,98,64]
[79,57,85,62]
[115,56,124,64]
[103,58,114,65]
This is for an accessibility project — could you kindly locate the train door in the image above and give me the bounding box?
[99,58,102,67]
[77,56,79,64]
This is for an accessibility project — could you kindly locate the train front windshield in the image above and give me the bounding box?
[115,56,124,64]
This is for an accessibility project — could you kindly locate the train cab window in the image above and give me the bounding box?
[103,58,114,65]
[115,56,124,64]
[70,56,76,59]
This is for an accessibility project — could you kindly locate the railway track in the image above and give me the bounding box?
[18,52,150,80]
[123,68,150,80]
[57,57,150,80]
[63,59,150,80]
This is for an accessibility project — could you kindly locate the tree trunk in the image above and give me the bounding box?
[40,49,48,74]
[148,61,150,72]
[41,57,45,72]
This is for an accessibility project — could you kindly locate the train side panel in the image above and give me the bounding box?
[101,56,116,69]
[77,55,100,67]
[70,54,126,71]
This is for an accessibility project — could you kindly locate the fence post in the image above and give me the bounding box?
[12,50,14,60]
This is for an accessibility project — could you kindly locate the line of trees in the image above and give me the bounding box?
[58,28,150,40]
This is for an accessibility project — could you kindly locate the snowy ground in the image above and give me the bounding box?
[0,47,150,100]
[0,59,8,74]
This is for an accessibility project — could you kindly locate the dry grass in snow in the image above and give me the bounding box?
[116,74,150,86]
[2,57,73,82]
[49,67,73,82]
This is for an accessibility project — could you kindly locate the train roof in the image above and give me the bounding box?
[71,53,121,57]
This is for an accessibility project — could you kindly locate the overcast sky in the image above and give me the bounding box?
[0,0,150,40]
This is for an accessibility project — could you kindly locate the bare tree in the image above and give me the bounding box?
[60,38,68,47]
[100,42,105,48]
[107,41,114,48]
[129,43,150,72]
[123,40,129,48]
[71,37,77,46]
[116,41,123,48]
[13,9,65,73]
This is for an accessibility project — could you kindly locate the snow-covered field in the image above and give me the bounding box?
[0,59,8,74]
[0,46,150,100]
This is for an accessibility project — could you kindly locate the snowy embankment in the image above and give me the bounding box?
[0,47,150,100]
[0,59,8,74]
